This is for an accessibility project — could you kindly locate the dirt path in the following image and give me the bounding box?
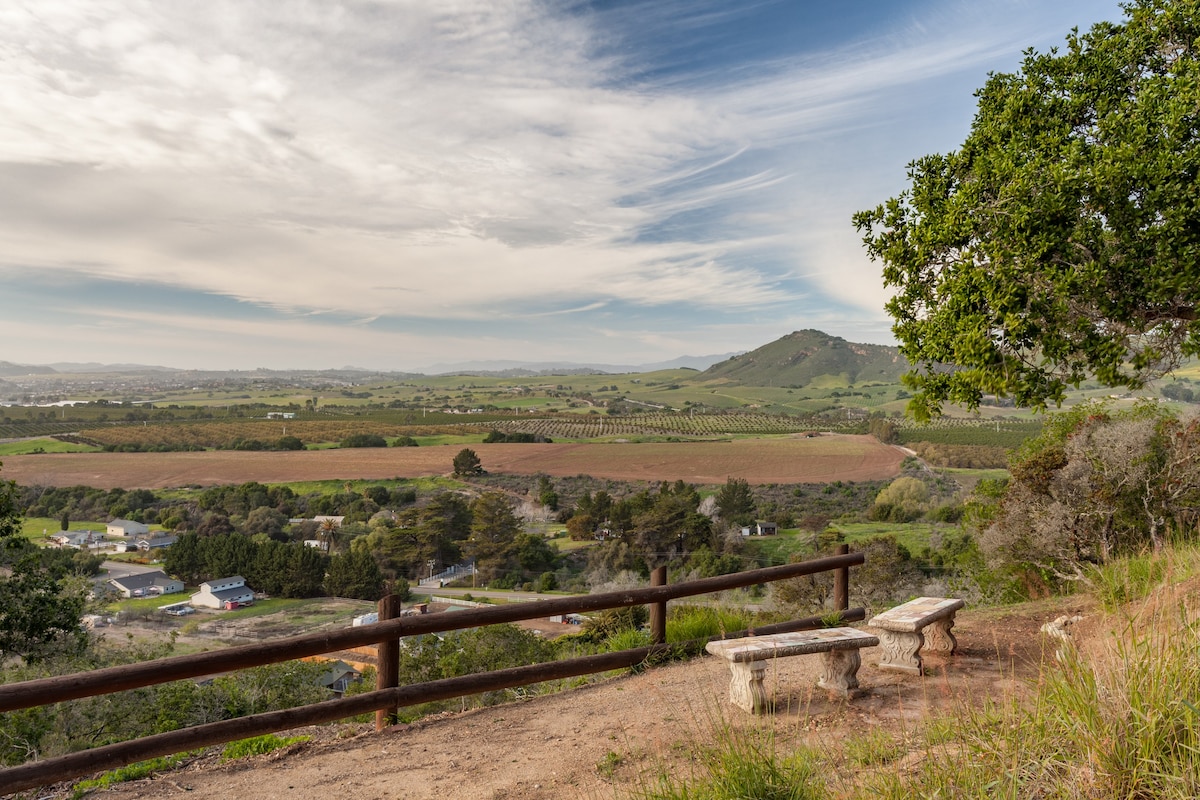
[50,599,1081,800]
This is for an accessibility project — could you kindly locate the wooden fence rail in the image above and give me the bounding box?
[0,548,862,794]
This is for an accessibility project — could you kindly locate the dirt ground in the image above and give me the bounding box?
[36,597,1083,800]
[0,434,904,489]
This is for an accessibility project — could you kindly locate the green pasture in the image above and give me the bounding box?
[835,521,942,554]
[21,517,110,543]
[0,438,100,455]
[939,467,1010,491]
[740,528,814,566]
[269,475,466,496]
[740,522,947,566]
[410,433,487,446]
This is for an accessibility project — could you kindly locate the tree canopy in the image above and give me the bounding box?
[452,448,484,476]
[0,468,89,662]
[854,0,1200,420]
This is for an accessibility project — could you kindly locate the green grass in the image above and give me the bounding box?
[221,733,311,761]
[665,606,755,643]
[632,725,826,800]
[20,517,110,543]
[109,593,194,614]
[264,476,465,495]
[835,522,940,555]
[70,754,194,798]
[0,437,100,455]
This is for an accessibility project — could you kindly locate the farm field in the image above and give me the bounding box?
[0,434,906,489]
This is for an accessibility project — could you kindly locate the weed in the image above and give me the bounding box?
[221,733,311,761]
[70,754,191,798]
[843,729,903,766]
[597,749,624,779]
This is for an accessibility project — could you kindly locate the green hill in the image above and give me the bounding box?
[700,330,907,387]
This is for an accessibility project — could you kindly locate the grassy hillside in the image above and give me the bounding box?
[700,330,907,387]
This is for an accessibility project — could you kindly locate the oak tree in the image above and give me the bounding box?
[855,1,1200,419]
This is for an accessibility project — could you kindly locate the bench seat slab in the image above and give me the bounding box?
[870,597,964,674]
[706,628,879,712]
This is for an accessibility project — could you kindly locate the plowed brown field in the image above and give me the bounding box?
[0,435,904,489]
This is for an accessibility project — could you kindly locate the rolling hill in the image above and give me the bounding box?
[700,330,907,387]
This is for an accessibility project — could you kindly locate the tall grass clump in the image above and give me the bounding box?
[866,580,1200,797]
[666,606,754,643]
[633,725,825,800]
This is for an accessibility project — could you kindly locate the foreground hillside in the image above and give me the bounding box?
[53,598,1072,800]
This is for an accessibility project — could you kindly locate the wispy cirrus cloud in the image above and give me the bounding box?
[0,0,1121,369]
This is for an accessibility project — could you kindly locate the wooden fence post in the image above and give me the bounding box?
[650,566,667,644]
[834,543,849,612]
[375,593,403,731]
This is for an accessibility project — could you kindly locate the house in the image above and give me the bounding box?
[134,534,178,552]
[107,519,150,538]
[49,530,100,549]
[740,521,779,537]
[316,660,362,695]
[190,576,256,609]
[109,570,185,599]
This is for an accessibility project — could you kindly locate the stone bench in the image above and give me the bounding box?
[869,596,964,675]
[705,628,879,713]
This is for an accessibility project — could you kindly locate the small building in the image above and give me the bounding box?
[191,576,256,609]
[107,519,150,538]
[134,534,178,552]
[49,530,100,549]
[316,660,362,695]
[740,521,779,537]
[109,570,185,599]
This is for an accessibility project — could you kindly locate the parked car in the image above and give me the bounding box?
[165,606,194,616]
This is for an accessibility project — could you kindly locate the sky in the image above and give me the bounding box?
[0,0,1123,372]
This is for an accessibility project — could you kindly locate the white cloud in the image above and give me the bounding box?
[0,0,1123,367]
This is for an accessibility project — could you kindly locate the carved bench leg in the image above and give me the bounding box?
[817,648,862,697]
[924,615,957,653]
[726,659,770,714]
[876,629,924,674]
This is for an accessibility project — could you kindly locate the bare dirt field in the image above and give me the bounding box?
[0,435,905,489]
[42,598,1081,800]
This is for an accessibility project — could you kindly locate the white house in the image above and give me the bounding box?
[739,521,779,537]
[191,576,256,609]
[49,530,101,549]
[107,519,150,538]
[109,570,185,599]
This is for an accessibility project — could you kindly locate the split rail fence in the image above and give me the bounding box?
[0,546,862,794]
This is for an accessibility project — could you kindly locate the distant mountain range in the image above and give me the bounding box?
[1,333,907,386]
[0,353,744,378]
[417,353,741,376]
[700,330,907,386]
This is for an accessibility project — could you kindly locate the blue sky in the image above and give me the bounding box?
[1,0,1121,371]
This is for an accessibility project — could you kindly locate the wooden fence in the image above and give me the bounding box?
[0,547,862,794]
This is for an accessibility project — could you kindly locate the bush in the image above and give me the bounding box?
[340,434,388,448]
